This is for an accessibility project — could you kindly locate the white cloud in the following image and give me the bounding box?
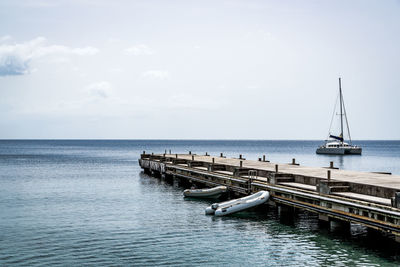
[142,70,169,79]
[124,44,154,56]
[85,81,113,98]
[0,35,12,44]
[0,36,99,76]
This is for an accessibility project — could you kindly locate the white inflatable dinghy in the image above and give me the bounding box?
[205,191,269,216]
[183,186,227,199]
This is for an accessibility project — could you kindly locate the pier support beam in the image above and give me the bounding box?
[330,219,350,232]
[319,214,330,222]
[318,180,331,194]
[173,175,181,187]
[277,204,295,218]
[393,192,400,208]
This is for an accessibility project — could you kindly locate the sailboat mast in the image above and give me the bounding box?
[339,77,344,145]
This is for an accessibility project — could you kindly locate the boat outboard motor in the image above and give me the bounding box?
[211,203,219,210]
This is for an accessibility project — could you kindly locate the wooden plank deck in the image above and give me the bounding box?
[166,154,400,191]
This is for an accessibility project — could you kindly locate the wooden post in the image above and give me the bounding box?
[220,153,223,157]
[240,161,243,168]
[394,192,400,209]
[330,161,334,168]
[192,155,194,160]
[165,149,167,154]
[151,152,154,155]
[258,158,261,161]
[327,170,331,181]
[275,164,279,173]
[175,154,178,159]
[292,158,296,165]
[239,154,242,159]
[205,152,208,156]
[212,158,215,164]
[189,151,191,155]
[143,150,145,155]
[169,149,171,154]
[263,155,266,162]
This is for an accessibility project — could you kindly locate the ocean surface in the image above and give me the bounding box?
[0,140,399,266]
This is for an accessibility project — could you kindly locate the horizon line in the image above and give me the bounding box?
[0,138,399,141]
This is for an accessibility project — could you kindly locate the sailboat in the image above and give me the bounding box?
[316,78,362,155]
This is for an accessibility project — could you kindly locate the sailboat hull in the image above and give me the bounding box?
[316,147,362,155]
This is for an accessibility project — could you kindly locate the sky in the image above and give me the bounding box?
[0,0,399,139]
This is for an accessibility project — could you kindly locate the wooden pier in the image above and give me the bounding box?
[139,152,400,242]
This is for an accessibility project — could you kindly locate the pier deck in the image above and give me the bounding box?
[139,152,400,241]
[172,154,400,192]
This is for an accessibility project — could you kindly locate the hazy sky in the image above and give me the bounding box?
[0,0,399,139]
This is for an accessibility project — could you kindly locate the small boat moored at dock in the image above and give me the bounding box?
[183,186,227,199]
[205,191,270,216]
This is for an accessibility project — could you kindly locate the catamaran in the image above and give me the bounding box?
[316,78,362,155]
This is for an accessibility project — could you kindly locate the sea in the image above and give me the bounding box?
[0,140,399,266]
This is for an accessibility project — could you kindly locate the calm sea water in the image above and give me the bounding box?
[0,140,399,266]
